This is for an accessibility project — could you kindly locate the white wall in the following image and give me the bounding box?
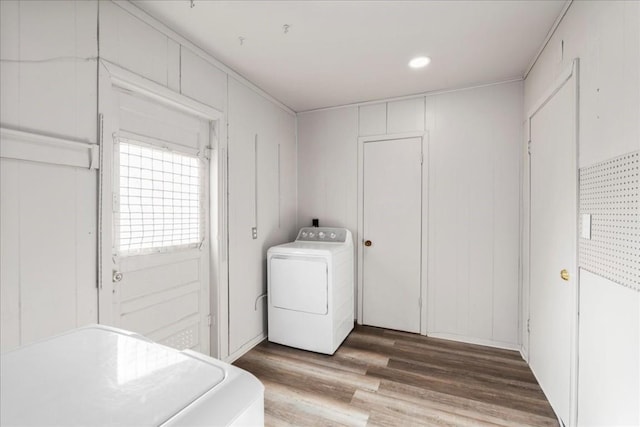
[0,0,98,351]
[0,0,97,141]
[426,82,522,348]
[296,81,523,349]
[578,271,639,426]
[227,77,297,359]
[524,1,640,424]
[297,107,358,231]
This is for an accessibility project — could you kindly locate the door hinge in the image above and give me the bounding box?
[418,297,422,308]
[203,145,213,161]
[112,193,119,212]
[527,318,530,333]
[98,114,104,145]
[92,113,103,170]
[527,140,532,155]
[207,314,212,327]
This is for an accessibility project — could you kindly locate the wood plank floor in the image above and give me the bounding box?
[234,325,559,427]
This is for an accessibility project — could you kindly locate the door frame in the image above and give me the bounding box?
[97,61,227,357]
[524,58,580,425]
[357,131,429,335]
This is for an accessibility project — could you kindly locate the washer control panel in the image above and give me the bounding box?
[296,227,347,242]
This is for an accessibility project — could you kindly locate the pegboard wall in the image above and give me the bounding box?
[579,151,639,292]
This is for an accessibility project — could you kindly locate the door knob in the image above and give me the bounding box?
[364,240,372,247]
[112,270,123,283]
[560,269,570,281]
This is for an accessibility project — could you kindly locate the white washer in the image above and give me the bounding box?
[267,227,354,355]
[0,325,264,427]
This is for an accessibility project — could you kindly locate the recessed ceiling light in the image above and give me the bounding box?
[409,56,431,69]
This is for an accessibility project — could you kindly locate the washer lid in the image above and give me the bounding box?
[0,326,225,427]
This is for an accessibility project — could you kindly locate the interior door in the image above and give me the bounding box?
[103,90,211,354]
[362,137,422,333]
[529,74,577,425]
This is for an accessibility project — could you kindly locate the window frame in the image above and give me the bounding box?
[113,135,205,257]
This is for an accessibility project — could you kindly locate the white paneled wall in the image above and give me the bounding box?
[297,82,522,349]
[358,103,386,136]
[524,1,640,424]
[427,82,522,347]
[100,1,178,88]
[180,47,227,112]
[387,98,425,134]
[0,160,97,350]
[0,0,97,141]
[0,0,98,352]
[578,271,639,425]
[358,98,426,136]
[297,107,358,231]
[227,78,297,358]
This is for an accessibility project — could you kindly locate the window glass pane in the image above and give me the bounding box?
[118,141,201,254]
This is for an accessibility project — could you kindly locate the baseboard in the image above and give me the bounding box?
[427,332,521,352]
[224,333,267,363]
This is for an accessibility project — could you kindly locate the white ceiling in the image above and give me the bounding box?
[133,0,567,112]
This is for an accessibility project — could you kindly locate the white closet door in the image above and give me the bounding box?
[362,137,422,333]
[529,73,577,425]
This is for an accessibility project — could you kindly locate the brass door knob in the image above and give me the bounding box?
[560,269,570,281]
[364,240,372,247]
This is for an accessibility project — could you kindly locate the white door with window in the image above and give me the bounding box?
[361,137,423,333]
[528,65,578,425]
[100,85,213,354]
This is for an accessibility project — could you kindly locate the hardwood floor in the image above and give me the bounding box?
[234,325,559,427]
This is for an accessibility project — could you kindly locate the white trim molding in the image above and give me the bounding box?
[0,127,99,169]
[100,60,223,121]
[527,59,578,122]
[428,332,521,352]
[223,334,266,364]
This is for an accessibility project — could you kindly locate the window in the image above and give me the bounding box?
[117,141,201,254]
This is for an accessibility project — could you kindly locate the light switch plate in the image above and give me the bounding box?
[581,214,591,239]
